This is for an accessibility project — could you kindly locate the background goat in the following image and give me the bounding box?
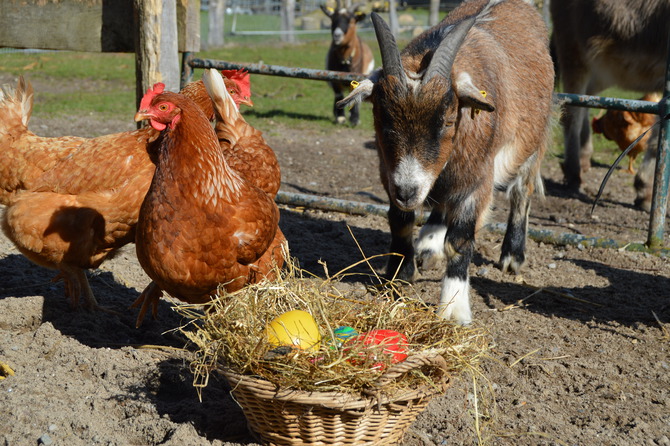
[338,0,554,324]
[551,0,670,192]
[321,0,374,126]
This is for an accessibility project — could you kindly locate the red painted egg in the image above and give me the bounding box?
[345,329,408,369]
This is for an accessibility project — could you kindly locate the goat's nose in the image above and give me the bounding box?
[395,186,418,208]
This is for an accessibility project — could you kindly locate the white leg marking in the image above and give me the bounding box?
[437,277,472,325]
[415,224,446,271]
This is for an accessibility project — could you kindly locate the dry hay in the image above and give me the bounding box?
[176,256,491,396]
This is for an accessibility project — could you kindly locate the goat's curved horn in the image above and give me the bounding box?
[423,15,476,86]
[371,12,406,87]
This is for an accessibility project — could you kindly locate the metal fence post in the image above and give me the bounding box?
[647,36,670,249]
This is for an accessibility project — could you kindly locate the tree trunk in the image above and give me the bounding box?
[388,0,399,37]
[281,0,296,43]
[207,0,226,48]
[429,0,440,27]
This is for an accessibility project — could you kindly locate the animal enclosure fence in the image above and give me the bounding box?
[182,47,670,251]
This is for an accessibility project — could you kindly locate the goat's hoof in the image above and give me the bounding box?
[499,255,523,274]
[336,116,347,125]
[436,304,472,326]
[416,250,443,273]
[634,197,652,213]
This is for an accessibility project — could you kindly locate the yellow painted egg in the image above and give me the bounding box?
[266,310,321,351]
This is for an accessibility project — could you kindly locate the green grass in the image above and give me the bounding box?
[1,52,136,118]
[1,39,383,130]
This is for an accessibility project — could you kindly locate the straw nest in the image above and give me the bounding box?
[176,256,491,396]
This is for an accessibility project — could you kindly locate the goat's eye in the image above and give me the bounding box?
[445,120,455,128]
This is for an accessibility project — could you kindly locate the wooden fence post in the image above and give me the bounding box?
[134,0,181,108]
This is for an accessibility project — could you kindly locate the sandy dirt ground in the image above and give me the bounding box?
[0,74,669,446]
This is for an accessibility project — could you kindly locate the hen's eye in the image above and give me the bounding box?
[158,104,169,111]
[229,89,235,94]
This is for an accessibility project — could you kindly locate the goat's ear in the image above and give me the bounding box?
[320,5,334,17]
[354,10,367,22]
[337,78,375,108]
[454,72,495,113]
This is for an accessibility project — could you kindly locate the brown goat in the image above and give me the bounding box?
[551,0,670,192]
[321,0,374,125]
[338,0,554,324]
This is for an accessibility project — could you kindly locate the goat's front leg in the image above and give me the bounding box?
[437,218,475,325]
[561,103,593,191]
[331,83,347,125]
[386,204,417,282]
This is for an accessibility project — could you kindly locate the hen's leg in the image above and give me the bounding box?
[53,266,119,314]
[131,281,163,328]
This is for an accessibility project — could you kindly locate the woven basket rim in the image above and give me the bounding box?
[219,352,451,412]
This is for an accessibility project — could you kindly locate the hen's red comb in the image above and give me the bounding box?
[139,82,166,110]
[222,69,251,99]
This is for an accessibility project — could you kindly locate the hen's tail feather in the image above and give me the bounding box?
[202,69,240,122]
[0,76,33,132]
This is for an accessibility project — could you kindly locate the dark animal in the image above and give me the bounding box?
[321,0,375,125]
[337,0,554,324]
[551,0,670,191]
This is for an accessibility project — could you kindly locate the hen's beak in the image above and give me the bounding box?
[134,110,151,122]
[241,98,254,107]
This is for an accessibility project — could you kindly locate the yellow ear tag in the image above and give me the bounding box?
[350,80,360,90]
[472,90,488,119]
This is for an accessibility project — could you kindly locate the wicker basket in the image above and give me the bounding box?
[219,353,451,446]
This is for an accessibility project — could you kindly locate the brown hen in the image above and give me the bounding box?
[132,81,285,327]
[0,73,251,311]
[591,92,661,174]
